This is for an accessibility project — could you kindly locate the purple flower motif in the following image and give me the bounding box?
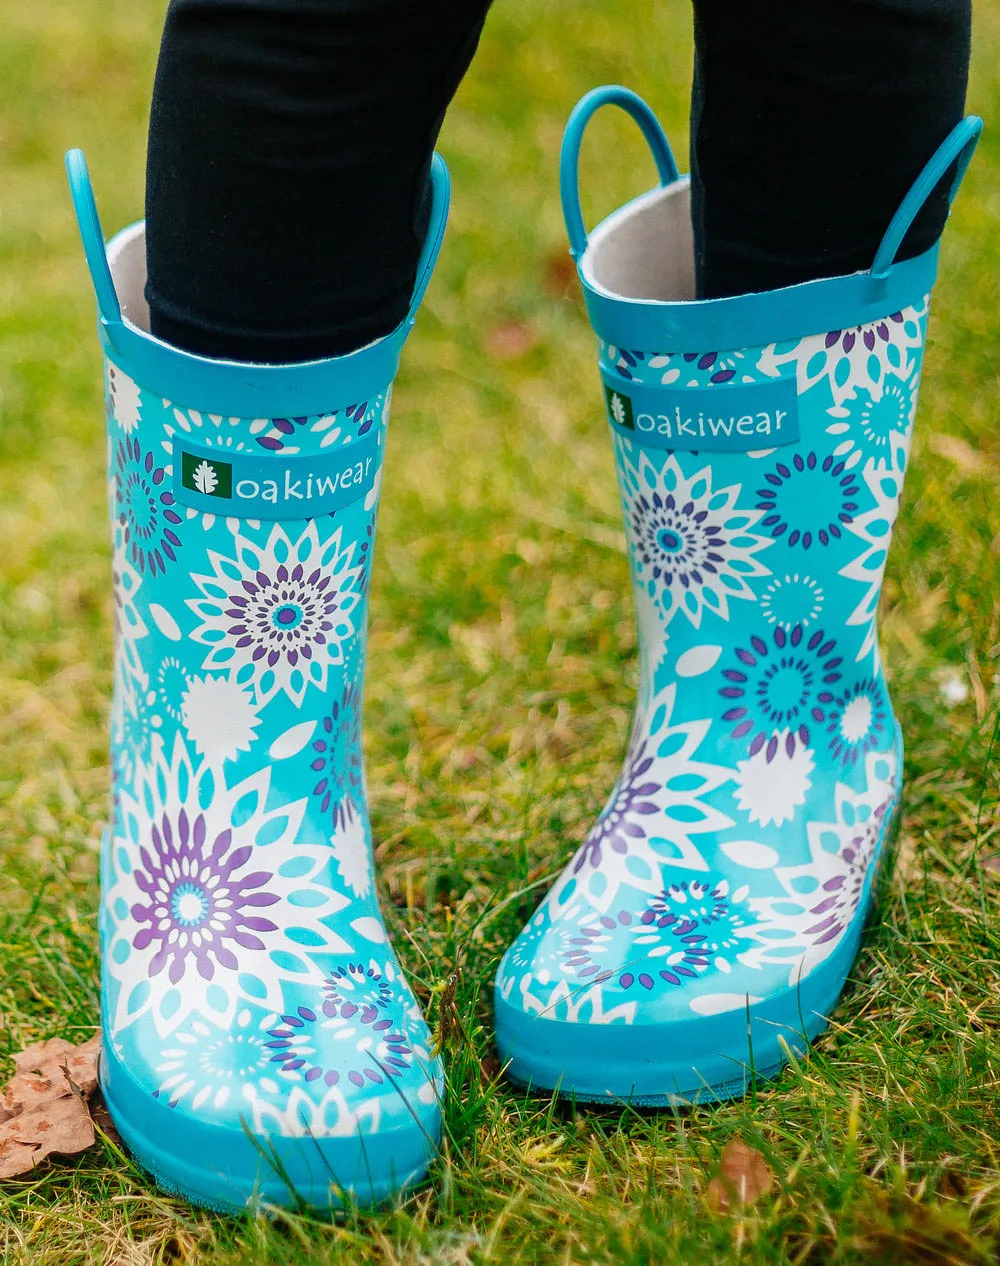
[612,349,645,380]
[255,416,309,452]
[560,911,632,984]
[130,810,279,983]
[824,678,888,767]
[682,350,737,384]
[311,683,363,824]
[560,879,747,991]
[345,400,374,436]
[755,452,860,549]
[628,490,725,587]
[265,964,412,1088]
[803,801,889,945]
[575,735,660,872]
[114,437,182,576]
[720,624,842,756]
[824,312,904,356]
[224,562,343,671]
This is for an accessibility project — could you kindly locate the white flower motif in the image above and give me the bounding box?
[155,1008,288,1111]
[187,520,362,708]
[732,731,815,827]
[742,748,899,982]
[756,301,927,418]
[840,427,912,664]
[104,736,351,1037]
[555,683,734,914]
[759,573,825,631]
[617,443,772,630]
[512,974,637,1026]
[824,370,919,462]
[242,1081,381,1140]
[111,519,148,691]
[181,674,261,765]
[108,364,141,434]
[112,670,164,788]
[329,796,373,898]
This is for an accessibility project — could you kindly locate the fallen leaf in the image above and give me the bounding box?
[0,1033,102,1180]
[484,320,538,361]
[63,1033,101,1096]
[88,1090,122,1148]
[705,1138,775,1212]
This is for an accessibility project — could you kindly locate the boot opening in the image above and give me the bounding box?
[106,224,152,333]
[582,180,696,304]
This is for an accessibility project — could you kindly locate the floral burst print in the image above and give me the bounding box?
[264,964,414,1088]
[617,444,771,629]
[557,683,733,913]
[754,451,861,549]
[743,749,898,982]
[104,737,350,1036]
[575,730,660,872]
[720,623,843,756]
[756,301,926,418]
[311,682,364,826]
[114,435,183,576]
[187,520,362,707]
[130,809,280,984]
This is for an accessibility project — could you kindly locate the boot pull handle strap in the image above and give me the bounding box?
[870,115,983,280]
[66,147,452,332]
[561,85,679,261]
[65,147,122,326]
[406,152,451,325]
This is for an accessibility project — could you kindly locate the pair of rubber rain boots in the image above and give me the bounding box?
[66,87,981,1211]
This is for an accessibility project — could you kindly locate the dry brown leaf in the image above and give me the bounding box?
[705,1138,775,1212]
[0,1033,102,1180]
[63,1033,101,1096]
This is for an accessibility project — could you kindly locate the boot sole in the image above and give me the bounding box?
[100,1039,440,1212]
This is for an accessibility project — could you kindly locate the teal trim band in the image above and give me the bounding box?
[66,150,451,417]
[580,238,940,354]
[96,300,407,418]
[563,90,982,354]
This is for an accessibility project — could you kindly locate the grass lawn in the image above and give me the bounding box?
[1,0,999,1261]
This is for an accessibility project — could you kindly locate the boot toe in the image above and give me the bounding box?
[103,985,442,1211]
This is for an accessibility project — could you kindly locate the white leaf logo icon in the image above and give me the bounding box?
[611,393,627,426]
[193,459,219,495]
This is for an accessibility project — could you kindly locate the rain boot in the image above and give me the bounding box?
[494,87,981,1104]
[67,148,450,1208]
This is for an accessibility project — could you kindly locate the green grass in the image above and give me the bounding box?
[1,0,999,1261]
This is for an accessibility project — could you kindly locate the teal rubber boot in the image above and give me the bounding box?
[494,88,981,1105]
[67,150,450,1210]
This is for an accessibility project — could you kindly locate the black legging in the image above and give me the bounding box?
[145,0,971,365]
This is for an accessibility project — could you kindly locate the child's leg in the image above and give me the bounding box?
[145,0,493,362]
[690,0,972,297]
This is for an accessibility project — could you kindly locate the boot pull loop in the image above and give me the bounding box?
[870,116,983,281]
[64,148,122,327]
[561,85,679,261]
[405,152,451,328]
